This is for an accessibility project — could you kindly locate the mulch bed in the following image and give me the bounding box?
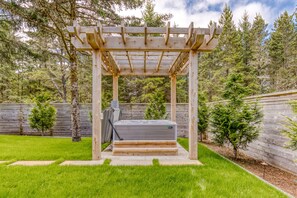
[203,141,297,197]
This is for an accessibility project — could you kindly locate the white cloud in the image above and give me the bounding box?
[118,0,291,29]
[233,2,272,24]
[118,0,221,28]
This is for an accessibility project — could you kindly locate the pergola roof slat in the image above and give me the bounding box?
[68,26,220,35]
[68,22,221,76]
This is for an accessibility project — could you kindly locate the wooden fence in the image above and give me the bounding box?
[0,90,297,174]
[0,103,189,137]
[244,90,297,174]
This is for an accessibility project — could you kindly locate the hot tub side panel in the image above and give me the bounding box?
[113,124,177,140]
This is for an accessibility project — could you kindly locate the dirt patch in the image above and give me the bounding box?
[203,141,297,197]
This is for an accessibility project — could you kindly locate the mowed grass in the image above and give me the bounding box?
[0,135,286,198]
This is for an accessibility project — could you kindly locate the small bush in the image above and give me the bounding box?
[198,92,209,142]
[145,91,167,120]
[29,93,57,136]
[282,101,297,150]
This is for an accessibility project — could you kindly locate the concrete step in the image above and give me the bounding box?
[113,140,177,148]
[112,147,178,156]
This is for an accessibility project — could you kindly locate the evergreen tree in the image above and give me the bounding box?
[268,11,296,91]
[29,93,57,136]
[217,5,241,78]
[250,14,269,93]
[142,0,172,27]
[211,73,263,159]
[282,101,297,150]
[144,91,167,120]
[198,92,209,142]
[199,6,242,101]
[237,12,259,94]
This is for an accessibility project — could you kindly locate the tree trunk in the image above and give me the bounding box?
[70,44,81,142]
[199,132,203,142]
[60,48,67,103]
[61,72,67,103]
[19,104,24,135]
[69,0,81,142]
[203,132,208,141]
[233,148,238,159]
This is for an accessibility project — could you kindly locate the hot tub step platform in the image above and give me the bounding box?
[113,140,177,148]
[112,147,178,156]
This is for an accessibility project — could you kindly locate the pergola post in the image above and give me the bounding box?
[92,50,102,160]
[113,75,119,101]
[188,50,198,160]
[170,75,177,122]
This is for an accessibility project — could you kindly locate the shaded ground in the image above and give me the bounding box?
[203,141,297,197]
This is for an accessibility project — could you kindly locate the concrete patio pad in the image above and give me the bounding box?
[159,159,202,166]
[60,160,104,166]
[10,161,55,166]
[110,159,153,166]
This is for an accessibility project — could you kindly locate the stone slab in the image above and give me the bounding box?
[159,159,202,166]
[10,161,55,166]
[60,160,104,166]
[0,161,8,164]
[110,159,153,166]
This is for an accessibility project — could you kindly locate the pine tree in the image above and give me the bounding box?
[217,5,241,77]
[198,92,209,142]
[199,6,242,101]
[142,0,171,27]
[144,91,167,120]
[211,73,263,159]
[268,11,296,91]
[199,32,221,102]
[282,101,297,150]
[237,12,259,94]
[29,93,57,136]
[250,14,269,93]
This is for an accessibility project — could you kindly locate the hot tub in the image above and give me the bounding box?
[113,120,177,141]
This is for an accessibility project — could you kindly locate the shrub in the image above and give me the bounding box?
[144,91,167,120]
[282,101,297,150]
[198,92,209,142]
[29,93,57,136]
[210,73,263,159]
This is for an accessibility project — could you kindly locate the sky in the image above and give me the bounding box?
[119,0,296,29]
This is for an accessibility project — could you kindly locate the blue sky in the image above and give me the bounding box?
[119,0,296,29]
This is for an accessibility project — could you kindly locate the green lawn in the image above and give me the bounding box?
[0,135,109,160]
[0,135,286,198]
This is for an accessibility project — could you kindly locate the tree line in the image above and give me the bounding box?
[0,1,296,142]
[200,6,297,101]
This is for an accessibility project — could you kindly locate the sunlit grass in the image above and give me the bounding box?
[0,135,286,198]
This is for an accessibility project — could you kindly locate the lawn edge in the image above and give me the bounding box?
[201,143,293,198]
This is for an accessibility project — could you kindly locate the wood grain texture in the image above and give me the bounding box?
[92,50,102,160]
[112,75,118,101]
[188,51,198,160]
[171,75,177,122]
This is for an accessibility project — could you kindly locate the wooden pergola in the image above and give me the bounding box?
[67,21,221,160]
